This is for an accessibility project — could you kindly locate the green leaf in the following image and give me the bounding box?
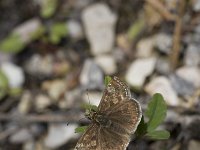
[0,33,25,53]
[0,71,9,100]
[40,0,57,18]
[104,76,112,86]
[146,130,170,140]
[145,93,167,132]
[135,116,147,137]
[75,126,88,133]
[49,22,68,44]
[127,18,145,40]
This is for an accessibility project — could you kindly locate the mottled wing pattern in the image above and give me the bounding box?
[75,123,100,150]
[98,76,131,112]
[107,98,142,134]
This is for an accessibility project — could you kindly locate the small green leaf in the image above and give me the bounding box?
[135,116,147,137]
[104,76,112,86]
[0,71,9,100]
[75,126,88,133]
[49,22,68,44]
[145,93,167,132]
[0,33,25,53]
[40,0,57,18]
[127,18,145,40]
[146,130,170,140]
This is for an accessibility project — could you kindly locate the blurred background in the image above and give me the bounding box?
[0,0,200,149]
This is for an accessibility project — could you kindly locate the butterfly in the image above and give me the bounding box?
[75,76,142,150]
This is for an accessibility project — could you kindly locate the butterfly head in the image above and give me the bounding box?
[85,106,97,121]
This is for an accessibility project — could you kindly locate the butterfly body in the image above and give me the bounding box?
[75,77,142,150]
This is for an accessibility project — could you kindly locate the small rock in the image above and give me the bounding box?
[125,57,156,89]
[169,74,195,96]
[184,44,200,66]
[67,20,83,39]
[23,140,35,150]
[18,91,32,114]
[192,0,200,12]
[80,59,104,90]
[35,94,52,111]
[58,88,81,109]
[136,37,155,58]
[10,128,33,144]
[25,54,53,76]
[176,66,200,88]
[82,3,117,55]
[145,76,179,106]
[43,80,66,101]
[95,54,117,75]
[155,57,171,75]
[188,140,200,150]
[82,91,103,106]
[44,124,78,149]
[13,18,43,43]
[155,33,172,54]
[1,62,25,88]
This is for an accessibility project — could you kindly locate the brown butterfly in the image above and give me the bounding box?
[75,76,142,150]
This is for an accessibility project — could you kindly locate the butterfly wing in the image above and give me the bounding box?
[75,123,101,150]
[98,76,131,112]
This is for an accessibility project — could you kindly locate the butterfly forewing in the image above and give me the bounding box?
[75,76,142,150]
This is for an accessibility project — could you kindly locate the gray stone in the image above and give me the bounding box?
[44,124,78,149]
[192,0,200,12]
[145,76,179,106]
[18,91,32,114]
[1,62,25,88]
[155,57,171,75]
[125,57,156,88]
[67,20,83,39]
[176,66,200,88]
[82,3,117,55]
[35,94,52,111]
[169,74,195,96]
[80,59,104,90]
[10,128,33,143]
[136,37,156,58]
[95,54,117,75]
[184,44,200,66]
[155,33,172,54]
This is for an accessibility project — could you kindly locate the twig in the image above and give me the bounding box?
[170,0,186,70]
[145,0,177,21]
[0,111,87,124]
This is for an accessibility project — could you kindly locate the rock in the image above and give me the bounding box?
[192,0,200,12]
[80,59,104,90]
[169,74,195,96]
[176,66,200,88]
[42,80,66,102]
[18,91,32,114]
[188,140,200,150]
[35,94,52,111]
[82,91,103,106]
[145,76,179,106]
[82,3,117,55]
[1,62,25,88]
[95,54,117,75]
[13,18,44,43]
[25,54,53,76]
[184,44,200,66]
[58,88,81,109]
[10,128,33,143]
[136,37,155,58]
[23,140,35,150]
[67,20,83,39]
[155,57,171,75]
[125,57,156,89]
[155,33,172,54]
[44,124,78,149]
